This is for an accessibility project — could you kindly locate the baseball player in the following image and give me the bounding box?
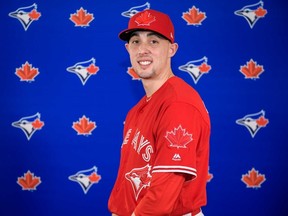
[108,9,210,216]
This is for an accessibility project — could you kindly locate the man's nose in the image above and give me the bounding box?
[138,43,149,54]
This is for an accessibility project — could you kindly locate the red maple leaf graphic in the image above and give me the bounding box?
[89,172,101,183]
[135,11,156,26]
[241,168,266,188]
[87,64,99,74]
[255,7,267,17]
[127,67,140,80]
[182,6,206,25]
[70,7,94,26]
[72,115,96,135]
[165,125,193,148]
[256,116,269,127]
[15,62,39,81]
[199,62,211,73]
[17,171,41,191]
[32,119,44,129]
[29,9,41,20]
[207,172,213,182]
[240,59,264,79]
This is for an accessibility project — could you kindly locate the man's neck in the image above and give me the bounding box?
[142,72,174,97]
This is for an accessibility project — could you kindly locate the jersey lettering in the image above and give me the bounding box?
[142,145,153,162]
[122,128,132,146]
[127,128,154,162]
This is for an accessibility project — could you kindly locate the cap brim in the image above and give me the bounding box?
[119,28,171,42]
[119,28,154,42]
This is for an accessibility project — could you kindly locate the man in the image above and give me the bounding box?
[108,9,210,216]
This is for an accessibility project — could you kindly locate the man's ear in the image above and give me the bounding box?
[169,43,178,57]
[125,43,130,53]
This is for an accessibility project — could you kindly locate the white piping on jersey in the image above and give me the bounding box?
[152,165,197,176]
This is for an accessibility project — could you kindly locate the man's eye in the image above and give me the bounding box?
[151,40,159,44]
[131,39,139,44]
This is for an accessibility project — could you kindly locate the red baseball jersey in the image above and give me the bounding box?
[108,76,210,215]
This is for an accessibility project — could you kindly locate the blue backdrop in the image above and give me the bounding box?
[1,1,288,215]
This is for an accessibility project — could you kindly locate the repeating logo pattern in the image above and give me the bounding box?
[15,61,40,82]
[17,171,41,191]
[182,6,207,26]
[8,3,41,31]
[179,57,211,84]
[235,1,268,28]
[239,59,264,79]
[236,110,269,138]
[121,2,150,18]
[70,7,94,27]
[67,58,100,85]
[12,113,44,140]
[72,115,97,136]
[69,166,101,194]
[241,168,266,188]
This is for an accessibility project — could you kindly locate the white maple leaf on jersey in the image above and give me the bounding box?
[165,125,193,148]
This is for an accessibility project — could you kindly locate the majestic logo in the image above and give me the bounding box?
[172,153,181,161]
[179,56,211,84]
[125,164,152,200]
[182,6,206,26]
[72,115,96,136]
[12,113,44,140]
[240,59,264,79]
[69,166,101,194]
[67,58,99,85]
[165,125,193,149]
[17,170,41,191]
[121,2,150,18]
[70,7,94,27]
[8,3,41,31]
[135,10,156,26]
[235,1,267,28]
[236,110,269,138]
[15,61,39,82]
[241,168,266,188]
[127,67,141,80]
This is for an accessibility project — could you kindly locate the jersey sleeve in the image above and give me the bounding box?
[152,102,203,180]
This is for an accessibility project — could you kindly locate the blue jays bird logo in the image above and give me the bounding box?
[12,113,44,140]
[178,56,211,84]
[234,1,267,28]
[69,166,101,194]
[67,58,99,85]
[125,164,152,200]
[121,2,150,18]
[8,3,41,31]
[236,110,269,138]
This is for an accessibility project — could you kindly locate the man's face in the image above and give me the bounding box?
[125,31,177,80]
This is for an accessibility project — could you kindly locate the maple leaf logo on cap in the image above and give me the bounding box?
[135,10,156,26]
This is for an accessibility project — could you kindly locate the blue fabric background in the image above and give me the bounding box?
[1,1,288,215]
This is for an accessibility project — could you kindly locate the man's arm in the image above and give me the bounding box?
[132,172,186,216]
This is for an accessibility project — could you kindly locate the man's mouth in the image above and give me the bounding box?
[139,61,152,66]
